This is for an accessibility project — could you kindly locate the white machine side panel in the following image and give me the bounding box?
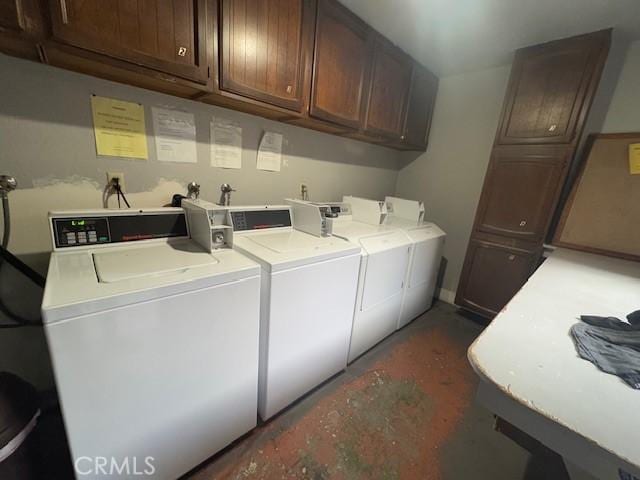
[45,278,260,480]
[398,236,445,328]
[360,243,410,312]
[409,236,445,289]
[260,254,360,419]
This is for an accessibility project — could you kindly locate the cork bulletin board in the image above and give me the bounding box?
[554,133,640,262]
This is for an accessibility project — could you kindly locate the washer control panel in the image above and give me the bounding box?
[229,209,292,232]
[53,217,109,247]
[51,211,188,249]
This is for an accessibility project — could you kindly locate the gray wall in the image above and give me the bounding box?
[395,38,640,301]
[395,65,511,300]
[602,40,640,132]
[0,54,401,257]
[0,53,401,390]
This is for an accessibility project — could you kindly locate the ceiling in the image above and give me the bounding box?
[338,0,640,76]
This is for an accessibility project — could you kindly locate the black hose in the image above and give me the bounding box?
[0,246,46,288]
[1,196,9,249]
[0,197,45,328]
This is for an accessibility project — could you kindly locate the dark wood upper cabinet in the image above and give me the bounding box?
[48,0,209,83]
[362,36,412,139]
[310,0,372,129]
[402,63,438,148]
[0,0,25,31]
[0,0,436,149]
[0,0,45,58]
[219,0,314,112]
[475,146,570,242]
[497,30,611,145]
[456,239,539,318]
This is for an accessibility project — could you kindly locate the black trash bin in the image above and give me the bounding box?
[0,372,41,480]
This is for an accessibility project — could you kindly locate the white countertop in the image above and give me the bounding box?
[468,248,640,476]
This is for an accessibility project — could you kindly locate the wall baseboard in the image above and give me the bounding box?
[437,288,457,305]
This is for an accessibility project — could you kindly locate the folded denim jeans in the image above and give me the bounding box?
[570,310,640,389]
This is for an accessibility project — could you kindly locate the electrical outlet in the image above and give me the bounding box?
[106,172,125,191]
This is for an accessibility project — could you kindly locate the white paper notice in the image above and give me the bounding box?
[256,131,283,172]
[210,118,242,169]
[151,107,197,163]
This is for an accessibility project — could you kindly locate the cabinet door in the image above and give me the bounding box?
[310,0,372,129]
[402,63,438,148]
[475,146,569,242]
[456,240,539,318]
[219,0,314,112]
[48,0,209,83]
[363,37,412,139]
[0,0,44,59]
[497,30,610,145]
[0,0,25,31]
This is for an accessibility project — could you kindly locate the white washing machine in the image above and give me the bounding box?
[41,208,261,480]
[324,197,413,363]
[227,205,360,420]
[383,196,446,328]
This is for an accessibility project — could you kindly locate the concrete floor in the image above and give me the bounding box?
[38,301,563,479]
[185,302,555,480]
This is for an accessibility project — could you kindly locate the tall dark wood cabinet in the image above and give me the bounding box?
[456,30,611,319]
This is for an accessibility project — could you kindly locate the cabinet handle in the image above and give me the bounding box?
[519,220,527,227]
[158,73,177,83]
[508,254,515,261]
[60,0,69,24]
[400,135,405,140]
[548,124,557,132]
[286,85,293,94]
[178,47,187,57]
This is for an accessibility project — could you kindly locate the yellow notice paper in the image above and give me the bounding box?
[91,95,148,159]
[630,143,640,175]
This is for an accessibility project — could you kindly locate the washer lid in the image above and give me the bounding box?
[384,218,446,242]
[42,239,260,323]
[93,243,220,283]
[331,221,412,252]
[232,229,361,272]
[245,230,343,253]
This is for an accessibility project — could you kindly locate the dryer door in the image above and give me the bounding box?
[359,234,410,311]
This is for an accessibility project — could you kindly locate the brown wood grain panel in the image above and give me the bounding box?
[138,0,159,59]
[401,64,438,149]
[310,0,372,129]
[117,0,140,52]
[455,239,540,318]
[0,0,24,31]
[363,37,412,139]
[156,0,176,61]
[48,0,208,83]
[219,0,310,111]
[497,30,611,145]
[475,146,570,242]
[172,0,195,64]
